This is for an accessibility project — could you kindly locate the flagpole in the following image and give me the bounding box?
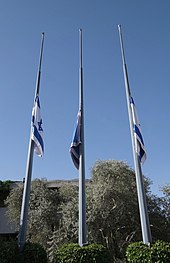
[18,33,45,251]
[118,25,152,244]
[78,28,87,246]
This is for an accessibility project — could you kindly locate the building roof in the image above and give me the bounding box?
[0,207,17,234]
[46,179,91,188]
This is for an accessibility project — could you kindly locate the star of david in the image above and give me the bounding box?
[38,119,43,131]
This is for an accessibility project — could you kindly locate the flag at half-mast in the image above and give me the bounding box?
[130,96,146,164]
[70,110,81,169]
[31,95,44,157]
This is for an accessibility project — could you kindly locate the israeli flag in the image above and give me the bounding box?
[130,97,146,164]
[31,96,44,157]
[70,110,81,169]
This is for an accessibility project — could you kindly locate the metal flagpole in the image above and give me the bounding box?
[78,29,87,246]
[118,25,152,244]
[18,33,45,251]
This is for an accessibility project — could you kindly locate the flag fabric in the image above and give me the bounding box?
[31,95,44,157]
[130,96,146,164]
[70,110,81,169]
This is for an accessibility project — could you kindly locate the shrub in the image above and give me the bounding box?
[126,241,150,263]
[0,241,20,263]
[150,240,170,263]
[55,243,81,262]
[126,240,170,263]
[80,243,112,263]
[54,243,112,263]
[0,240,47,263]
[21,242,48,263]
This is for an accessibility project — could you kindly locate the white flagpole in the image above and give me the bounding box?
[118,25,152,244]
[18,33,45,251]
[78,29,87,246]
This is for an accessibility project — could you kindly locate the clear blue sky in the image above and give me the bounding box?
[0,1,169,196]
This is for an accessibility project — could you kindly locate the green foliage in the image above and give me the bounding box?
[0,180,13,189]
[82,243,113,263]
[0,180,13,206]
[4,161,170,261]
[150,240,170,262]
[58,184,79,242]
[0,241,47,263]
[21,242,48,263]
[5,183,23,230]
[54,243,112,263]
[28,179,61,247]
[87,160,140,259]
[47,184,79,262]
[55,243,80,262]
[5,179,61,248]
[0,241,20,263]
[49,161,170,261]
[126,240,170,263]
[160,184,170,220]
[126,242,150,262]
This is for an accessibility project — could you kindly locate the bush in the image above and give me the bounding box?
[21,242,48,263]
[126,240,170,263]
[0,241,47,263]
[150,240,170,262]
[54,243,112,263]
[126,241,150,263]
[0,241,20,263]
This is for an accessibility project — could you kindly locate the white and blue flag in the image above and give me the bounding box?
[31,96,44,157]
[70,110,81,169]
[130,97,146,164]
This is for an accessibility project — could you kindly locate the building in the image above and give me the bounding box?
[0,207,17,240]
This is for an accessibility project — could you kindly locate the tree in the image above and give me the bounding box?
[149,184,170,242]
[5,161,170,261]
[86,160,141,260]
[49,160,170,260]
[5,179,61,248]
[47,184,79,262]
[49,160,142,260]
[0,180,13,206]
[87,161,170,258]
[5,182,23,228]
[160,184,170,219]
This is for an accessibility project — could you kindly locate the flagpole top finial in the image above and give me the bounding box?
[42,32,45,36]
[118,24,121,30]
[79,28,82,32]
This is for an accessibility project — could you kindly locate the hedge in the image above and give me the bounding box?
[126,241,150,263]
[150,240,170,262]
[21,242,48,263]
[0,241,47,263]
[54,243,112,263]
[126,240,170,263]
[0,241,20,263]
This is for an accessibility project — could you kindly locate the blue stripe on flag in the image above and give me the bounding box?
[36,96,40,108]
[70,110,81,169]
[139,145,145,163]
[134,124,144,145]
[31,95,44,157]
[32,125,44,153]
[130,96,146,164]
[70,146,80,169]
